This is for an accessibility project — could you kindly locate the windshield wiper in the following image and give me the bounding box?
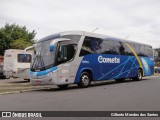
[31,55,45,71]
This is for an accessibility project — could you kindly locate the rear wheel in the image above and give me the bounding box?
[132,69,143,81]
[57,85,68,89]
[78,72,91,88]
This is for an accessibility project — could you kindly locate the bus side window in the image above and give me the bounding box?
[129,43,138,54]
[57,44,76,65]
[128,43,153,57]
[114,41,121,55]
[79,36,102,56]
[145,46,153,57]
[138,45,147,56]
[69,44,77,60]
[120,42,134,56]
[101,40,116,54]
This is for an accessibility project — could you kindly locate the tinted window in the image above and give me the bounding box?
[57,44,76,65]
[120,42,134,55]
[145,46,153,57]
[129,43,153,57]
[138,45,147,56]
[101,40,117,54]
[39,40,55,68]
[114,41,121,54]
[18,54,31,63]
[113,41,134,55]
[129,43,139,54]
[79,37,102,56]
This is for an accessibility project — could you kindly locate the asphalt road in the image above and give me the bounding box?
[0,75,160,112]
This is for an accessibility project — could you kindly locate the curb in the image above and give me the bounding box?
[147,74,160,77]
[0,86,53,95]
[0,88,40,95]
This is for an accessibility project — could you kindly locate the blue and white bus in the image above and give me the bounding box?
[30,31,154,88]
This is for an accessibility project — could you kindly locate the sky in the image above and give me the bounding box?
[0,0,160,48]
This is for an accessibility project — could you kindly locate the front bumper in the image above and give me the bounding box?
[30,74,58,86]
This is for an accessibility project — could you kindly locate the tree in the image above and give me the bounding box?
[154,48,160,57]
[0,23,36,55]
[10,38,33,49]
[154,48,160,67]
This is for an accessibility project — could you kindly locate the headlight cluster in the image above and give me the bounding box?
[37,75,47,79]
[31,71,54,79]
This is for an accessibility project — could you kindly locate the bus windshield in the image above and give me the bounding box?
[57,43,77,65]
[31,35,81,71]
[31,40,56,71]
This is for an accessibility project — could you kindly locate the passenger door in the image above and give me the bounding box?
[56,41,77,84]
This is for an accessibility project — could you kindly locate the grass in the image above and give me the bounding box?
[0,82,39,94]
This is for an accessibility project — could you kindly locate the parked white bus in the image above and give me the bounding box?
[3,49,32,80]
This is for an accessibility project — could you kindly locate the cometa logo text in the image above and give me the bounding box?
[98,56,120,63]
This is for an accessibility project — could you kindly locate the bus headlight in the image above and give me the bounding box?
[38,75,47,79]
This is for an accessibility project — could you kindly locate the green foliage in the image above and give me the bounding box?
[154,48,160,57]
[0,23,36,55]
[154,48,160,67]
[10,38,33,49]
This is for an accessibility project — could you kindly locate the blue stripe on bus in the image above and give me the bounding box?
[140,57,154,76]
[30,66,58,76]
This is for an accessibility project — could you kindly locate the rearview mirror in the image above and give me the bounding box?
[50,40,56,52]
[50,45,54,52]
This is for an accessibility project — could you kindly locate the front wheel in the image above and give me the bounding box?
[132,69,143,81]
[78,72,91,88]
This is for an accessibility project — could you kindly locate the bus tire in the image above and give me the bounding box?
[115,78,125,82]
[5,75,10,79]
[132,69,143,81]
[78,72,91,88]
[57,85,68,89]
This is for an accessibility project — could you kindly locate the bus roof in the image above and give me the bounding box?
[5,49,32,54]
[37,31,152,47]
[5,49,24,52]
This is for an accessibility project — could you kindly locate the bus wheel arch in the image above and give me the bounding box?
[78,69,93,88]
[139,67,144,76]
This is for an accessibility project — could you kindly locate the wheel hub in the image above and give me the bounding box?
[82,75,89,85]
